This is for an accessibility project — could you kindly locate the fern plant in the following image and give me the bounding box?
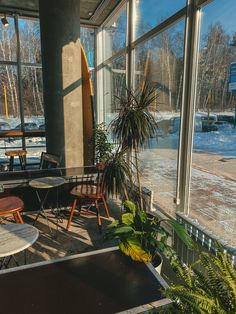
[105,200,193,263]
[164,247,236,314]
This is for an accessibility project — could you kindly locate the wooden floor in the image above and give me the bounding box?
[0,199,120,268]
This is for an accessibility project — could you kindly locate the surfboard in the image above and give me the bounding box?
[81,44,94,166]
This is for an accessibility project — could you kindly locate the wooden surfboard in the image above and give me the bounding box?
[81,44,94,166]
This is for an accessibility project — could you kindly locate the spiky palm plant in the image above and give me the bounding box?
[110,80,158,209]
[164,247,236,314]
[103,147,134,200]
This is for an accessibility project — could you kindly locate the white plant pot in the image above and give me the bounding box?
[151,252,163,274]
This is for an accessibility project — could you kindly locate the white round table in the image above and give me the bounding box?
[29,177,65,234]
[0,224,39,268]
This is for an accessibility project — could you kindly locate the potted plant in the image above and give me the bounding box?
[93,123,134,200]
[105,200,193,273]
[110,80,159,209]
[93,122,113,165]
[163,245,236,313]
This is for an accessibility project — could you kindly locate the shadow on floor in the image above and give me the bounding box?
[1,198,121,269]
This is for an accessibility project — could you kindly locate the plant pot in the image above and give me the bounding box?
[151,253,163,274]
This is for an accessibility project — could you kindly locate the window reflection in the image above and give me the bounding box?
[190,0,236,246]
[0,16,17,61]
[103,56,126,125]
[103,6,127,60]
[134,20,185,215]
[133,0,186,40]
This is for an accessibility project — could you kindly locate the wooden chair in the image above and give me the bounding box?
[0,196,24,224]
[66,166,110,232]
[39,152,60,169]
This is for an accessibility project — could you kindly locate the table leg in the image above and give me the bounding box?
[0,255,19,269]
[33,189,52,234]
[24,250,27,265]
[19,155,26,170]
[9,156,14,171]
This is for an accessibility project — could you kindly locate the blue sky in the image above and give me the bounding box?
[201,0,236,36]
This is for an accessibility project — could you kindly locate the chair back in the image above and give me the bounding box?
[39,152,60,169]
[74,165,106,198]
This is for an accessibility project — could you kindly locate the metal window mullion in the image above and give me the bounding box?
[0,60,17,66]
[93,28,98,124]
[176,0,201,214]
[14,14,26,150]
[196,0,214,7]
[126,0,133,89]
[21,62,42,68]
[96,47,127,69]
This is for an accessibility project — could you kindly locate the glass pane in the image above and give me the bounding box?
[81,27,95,68]
[19,18,41,63]
[103,55,126,125]
[26,136,46,167]
[22,66,44,130]
[190,0,236,246]
[103,6,127,60]
[133,0,186,40]
[0,16,17,61]
[134,20,185,215]
[0,65,20,131]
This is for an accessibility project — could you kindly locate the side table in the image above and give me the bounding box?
[0,223,39,269]
[5,150,27,171]
[29,177,65,234]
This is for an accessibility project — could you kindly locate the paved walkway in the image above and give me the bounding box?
[140,148,236,247]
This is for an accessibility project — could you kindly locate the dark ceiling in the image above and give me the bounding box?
[0,0,122,25]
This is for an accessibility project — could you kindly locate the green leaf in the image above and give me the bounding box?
[122,213,134,225]
[137,210,147,224]
[106,220,119,229]
[112,226,134,235]
[123,200,136,214]
[167,219,194,249]
[119,237,152,263]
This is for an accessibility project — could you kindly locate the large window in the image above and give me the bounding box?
[98,0,236,249]
[189,0,236,247]
[0,15,45,165]
[135,20,185,215]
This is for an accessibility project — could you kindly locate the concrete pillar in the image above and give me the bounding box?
[39,0,83,168]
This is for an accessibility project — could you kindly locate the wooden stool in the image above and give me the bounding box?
[5,150,27,171]
[0,197,24,224]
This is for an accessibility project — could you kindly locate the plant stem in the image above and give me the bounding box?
[134,143,143,210]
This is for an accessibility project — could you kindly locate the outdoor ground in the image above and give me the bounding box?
[140,148,236,247]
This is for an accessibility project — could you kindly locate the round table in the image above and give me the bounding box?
[29,177,65,190]
[0,223,39,268]
[5,150,27,171]
[29,177,65,234]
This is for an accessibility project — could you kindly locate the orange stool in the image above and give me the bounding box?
[0,197,24,224]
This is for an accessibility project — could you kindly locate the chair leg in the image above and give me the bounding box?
[102,195,110,218]
[95,200,102,233]
[66,199,77,231]
[16,211,24,224]
[13,213,20,223]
